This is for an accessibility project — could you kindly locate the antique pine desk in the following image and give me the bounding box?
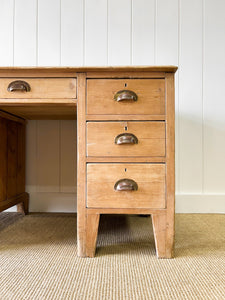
[0,66,177,258]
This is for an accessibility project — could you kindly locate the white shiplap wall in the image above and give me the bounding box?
[1,0,225,213]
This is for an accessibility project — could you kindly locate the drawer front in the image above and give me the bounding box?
[87,121,165,157]
[87,79,165,115]
[0,78,77,99]
[87,163,165,209]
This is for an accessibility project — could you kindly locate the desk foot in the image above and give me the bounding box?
[17,193,29,215]
[0,192,29,214]
[77,213,100,258]
[151,213,174,258]
[86,214,100,257]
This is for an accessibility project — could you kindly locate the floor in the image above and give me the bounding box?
[0,213,224,300]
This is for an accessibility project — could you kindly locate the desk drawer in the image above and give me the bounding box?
[87,121,165,157]
[87,163,165,209]
[0,78,76,99]
[87,79,165,115]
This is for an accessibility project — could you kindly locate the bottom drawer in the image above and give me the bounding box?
[87,163,165,209]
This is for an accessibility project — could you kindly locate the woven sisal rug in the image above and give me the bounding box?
[0,213,224,299]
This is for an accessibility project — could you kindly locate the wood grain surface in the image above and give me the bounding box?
[87,163,166,209]
[87,79,165,115]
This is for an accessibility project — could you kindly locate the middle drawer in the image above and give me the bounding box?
[87,121,165,157]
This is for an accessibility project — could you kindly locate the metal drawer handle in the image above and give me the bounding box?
[7,80,31,92]
[114,90,138,102]
[114,178,138,191]
[115,133,138,145]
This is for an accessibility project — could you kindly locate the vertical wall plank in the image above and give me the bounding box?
[14,0,36,66]
[155,0,179,192]
[108,0,131,65]
[85,0,108,65]
[60,121,77,193]
[155,0,178,65]
[179,0,203,193]
[0,0,14,66]
[61,0,83,66]
[204,0,225,193]
[26,121,37,193]
[38,0,61,66]
[175,75,179,193]
[132,0,155,65]
[37,121,60,192]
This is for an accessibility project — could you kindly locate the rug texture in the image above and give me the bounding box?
[0,213,224,300]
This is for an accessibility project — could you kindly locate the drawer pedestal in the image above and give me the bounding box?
[77,69,176,258]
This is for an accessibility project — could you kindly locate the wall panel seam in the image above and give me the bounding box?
[154,0,157,64]
[107,0,109,65]
[202,0,205,194]
[83,0,86,66]
[59,0,62,66]
[177,0,181,193]
[36,0,38,66]
[13,0,15,66]
[131,0,133,65]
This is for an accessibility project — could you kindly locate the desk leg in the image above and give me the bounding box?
[77,73,87,257]
[17,119,29,214]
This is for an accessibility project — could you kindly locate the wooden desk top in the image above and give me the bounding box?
[0,66,177,120]
[0,66,178,75]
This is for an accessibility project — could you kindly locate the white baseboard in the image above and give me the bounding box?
[6,192,77,213]
[5,193,225,214]
[175,194,225,213]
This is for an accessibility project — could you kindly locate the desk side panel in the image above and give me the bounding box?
[0,117,7,202]
[0,114,27,212]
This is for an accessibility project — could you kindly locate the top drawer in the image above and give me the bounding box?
[87,79,165,115]
[0,78,77,99]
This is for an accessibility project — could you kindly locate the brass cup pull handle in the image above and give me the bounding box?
[7,80,31,92]
[114,178,138,191]
[115,133,138,145]
[114,90,138,102]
